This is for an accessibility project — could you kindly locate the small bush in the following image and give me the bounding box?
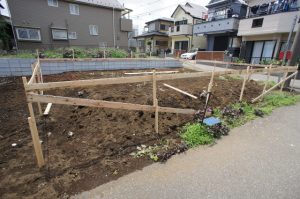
[180,123,214,147]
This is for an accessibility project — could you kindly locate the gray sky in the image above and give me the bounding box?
[118,0,210,33]
[0,0,10,17]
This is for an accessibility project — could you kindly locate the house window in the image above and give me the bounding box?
[160,24,166,30]
[252,18,264,28]
[89,25,98,35]
[176,26,180,32]
[16,27,41,41]
[69,4,79,15]
[48,0,58,7]
[52,29,68,40]
[68,32,77,40]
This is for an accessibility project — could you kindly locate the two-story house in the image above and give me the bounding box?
[134,17,174,54]
[7,0,133,50]
[169,2,207,54]
[238,0,300,64]
[193,0,248,57]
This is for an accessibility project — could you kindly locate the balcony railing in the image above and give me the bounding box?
[193,17,240,35]
[169,24,193,36]
[247,2,299,18]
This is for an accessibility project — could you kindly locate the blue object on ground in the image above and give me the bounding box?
[203,117,221,126]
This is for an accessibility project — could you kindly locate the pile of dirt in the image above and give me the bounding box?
[0,69,263,198]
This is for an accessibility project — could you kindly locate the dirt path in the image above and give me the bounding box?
[0,69,263,198]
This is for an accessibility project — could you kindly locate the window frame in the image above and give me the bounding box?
[51,28,68,40]
[69,3,80,15]
[47,0,58,7]
[252,18,264,28]
[68,32,77,40]
[15,27,42,41]
[89,25,99,36]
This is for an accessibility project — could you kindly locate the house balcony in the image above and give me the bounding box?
[238,10,300,36]
[193,17,240,35]
[169,24,193,36]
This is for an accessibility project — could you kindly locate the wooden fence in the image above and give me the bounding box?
[22,56,298,168]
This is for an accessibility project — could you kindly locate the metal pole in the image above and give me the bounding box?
[283,15,300,89]
[281,15,297,66]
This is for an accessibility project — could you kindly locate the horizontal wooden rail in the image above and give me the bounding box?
[25,67,297,92]
[27,93,197,115]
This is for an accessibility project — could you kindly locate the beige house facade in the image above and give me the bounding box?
[169,2,207,54]
[238,0,300,63]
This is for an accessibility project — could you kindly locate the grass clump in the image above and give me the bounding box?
[258,91,300,115]
[180,123,214,147]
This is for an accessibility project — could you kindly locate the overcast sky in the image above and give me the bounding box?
[0,0,10,17]
[118,0,210,33]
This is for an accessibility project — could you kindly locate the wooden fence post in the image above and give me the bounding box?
[152,70,158,133]
[263,65,272,93]
[22,77,45,168]
[72,49,75,60]
[240,66,250,102]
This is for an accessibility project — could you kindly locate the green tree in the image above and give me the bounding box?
[0,15,12,50]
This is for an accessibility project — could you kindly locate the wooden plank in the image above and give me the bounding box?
[26,67,297,92]
[43,103,53,116]
[153,71,158,133]
[154,98,159,134]
[239,66,250,102]
[124,71,179,75]
[28,62,40,85]
[28,117,45,168]
[252,71,298,103]
[164,83,198,99]
[27,93,197,115]
[197,59,275,68]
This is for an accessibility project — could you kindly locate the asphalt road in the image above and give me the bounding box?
[74,103,300,199]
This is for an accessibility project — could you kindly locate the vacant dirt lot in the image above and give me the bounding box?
[0,69,263,198]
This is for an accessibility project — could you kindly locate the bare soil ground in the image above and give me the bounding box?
[0,68,263,198]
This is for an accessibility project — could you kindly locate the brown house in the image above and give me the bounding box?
[134,18,174,54]
[7,0,133,50]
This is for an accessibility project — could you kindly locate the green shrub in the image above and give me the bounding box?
[110,48,128,58]
[180,123,214,147]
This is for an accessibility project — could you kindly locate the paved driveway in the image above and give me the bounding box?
[74,103,300,199]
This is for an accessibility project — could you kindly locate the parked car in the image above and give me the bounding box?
[180,50,198,60]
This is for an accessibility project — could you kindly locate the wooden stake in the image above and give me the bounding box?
[43,103,53,116]
[28,117,45,168]
[72,49,75,60]
[263,65,272,93]
[154,99,159,134]
[163,83,198,99]
[152,70,158,133]
[252,71,298,103]
[22,77,45,168]
[240,66,250,102]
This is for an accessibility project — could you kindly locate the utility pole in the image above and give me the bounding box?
[284,15,300,88]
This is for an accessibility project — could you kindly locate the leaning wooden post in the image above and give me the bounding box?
[263,64,272,93]
[252,71,298,103]
[22,77,45,168]
[152,70,158,134]
[239,66,250,102]
[280,68,289,91]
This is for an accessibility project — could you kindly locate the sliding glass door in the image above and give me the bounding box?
[251,41,276,64]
